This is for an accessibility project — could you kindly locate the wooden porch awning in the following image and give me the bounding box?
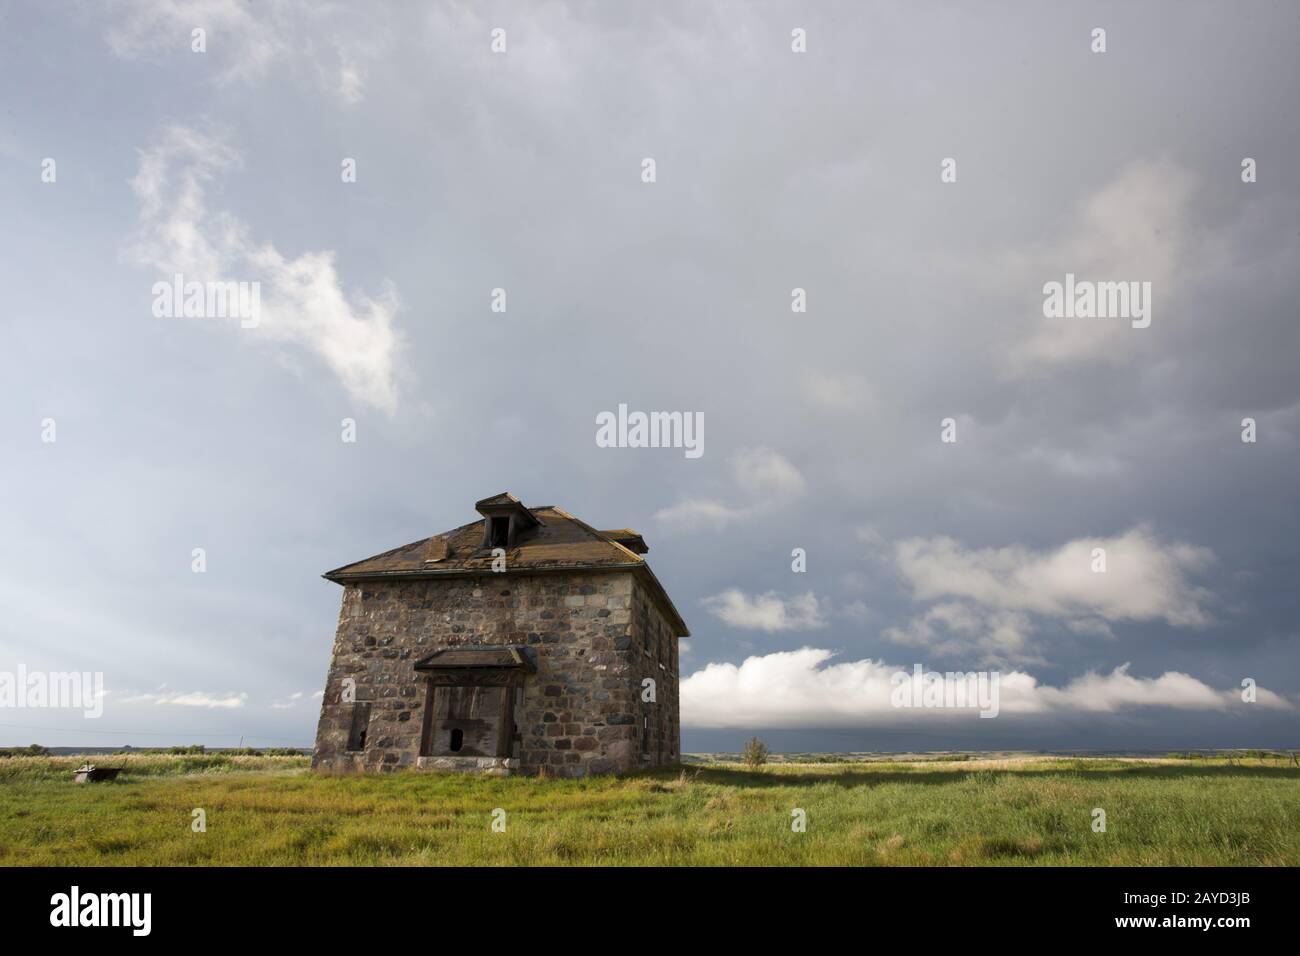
[414,645,536,673]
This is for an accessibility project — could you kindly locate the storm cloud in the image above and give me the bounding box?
[1,1,1297,751]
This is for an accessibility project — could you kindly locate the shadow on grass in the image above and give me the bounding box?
[634,762,1300,790]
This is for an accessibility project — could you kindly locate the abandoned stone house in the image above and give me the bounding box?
[312,492,689,776]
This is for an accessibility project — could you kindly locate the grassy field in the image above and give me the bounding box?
[1,753,1296,866]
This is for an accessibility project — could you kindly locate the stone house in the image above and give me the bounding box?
[312,492,689,776]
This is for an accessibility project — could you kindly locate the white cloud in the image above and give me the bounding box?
[120,689,247,709]
[702,589,826,632]
[801,371,874,411]
[653,498,750,532]
[885,603,1039,664]
[895,525,1213,627]
[128,124,403,412]
[997,161,1201,373]
[732,447,807,498]
[656,447,805,532]
[270,691,306,710]
[1021,664,1259,713]
[881,526,1214,663]
[681,648,1291,728]
[336,59,366,106]
[105,0,384,106]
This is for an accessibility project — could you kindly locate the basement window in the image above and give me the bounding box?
[346,703,371,752]
[449,728,464,752]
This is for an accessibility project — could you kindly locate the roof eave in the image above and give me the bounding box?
[323,561,643,583]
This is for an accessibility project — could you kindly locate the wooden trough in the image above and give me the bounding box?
[72,764,123,783]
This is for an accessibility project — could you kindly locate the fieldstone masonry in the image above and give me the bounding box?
[312,494,687,777]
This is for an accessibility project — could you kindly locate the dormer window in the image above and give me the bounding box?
[474,491,541,553]
[489,516,511,549]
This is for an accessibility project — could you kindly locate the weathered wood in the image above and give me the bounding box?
[497,680,513,758]
[420,684,503,757]
[420,669,519,687]
[72,765,123,783]
[418,681,437,757]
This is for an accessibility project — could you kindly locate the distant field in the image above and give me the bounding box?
[2,753,1296,866]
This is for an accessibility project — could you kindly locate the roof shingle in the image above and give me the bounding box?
[323,498,689,636]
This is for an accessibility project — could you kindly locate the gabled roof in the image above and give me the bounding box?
[323,496,689,636]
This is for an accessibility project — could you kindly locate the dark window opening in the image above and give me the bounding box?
[489,516,510,549]
[449,728,464,752]
[346,702,371,752]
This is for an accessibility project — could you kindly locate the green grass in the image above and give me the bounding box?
[2,754,1296,865]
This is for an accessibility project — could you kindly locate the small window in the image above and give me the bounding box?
[346,702,371,752]
[449,728,464,752]
[489,516,510,549]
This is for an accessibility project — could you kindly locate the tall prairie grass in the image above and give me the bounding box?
[1,755,1295,866]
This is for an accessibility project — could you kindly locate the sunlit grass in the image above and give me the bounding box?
[1,754,1295,866]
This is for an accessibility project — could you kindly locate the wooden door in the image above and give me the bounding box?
[423,685,504,757]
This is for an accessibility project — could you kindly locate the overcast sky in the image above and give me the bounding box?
[2,1,1298,752]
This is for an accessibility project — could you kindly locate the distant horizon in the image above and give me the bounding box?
[17,745,1293,758]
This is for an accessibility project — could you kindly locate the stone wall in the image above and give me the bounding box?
[312,569,681,777]
[630,576,681,766]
